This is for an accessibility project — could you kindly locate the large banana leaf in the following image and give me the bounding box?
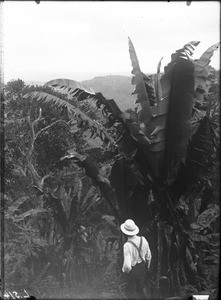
[45,79,122,116]
[23,91,115,145]
[44,79,126,148]
[45,77,154,157]
[127,40,217,184]
[45,78,95,95]
[72,85,158,184]
[166,42,199,167]
[127,39,219,290]
[55,40,217,186]
[30,40,217,194]
[126,39,219,231]
[24,91,95,120]
[194,42,220,100]
[128,37,154,124]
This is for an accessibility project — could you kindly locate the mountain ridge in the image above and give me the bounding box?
[81,75,137,110]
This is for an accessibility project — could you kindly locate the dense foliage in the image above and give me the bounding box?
[2,40,220,299]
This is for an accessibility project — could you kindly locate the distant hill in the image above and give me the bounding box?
[81,75,137,111]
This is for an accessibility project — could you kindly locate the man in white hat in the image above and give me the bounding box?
[120,219,152,299]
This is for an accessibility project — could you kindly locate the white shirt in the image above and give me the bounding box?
[122,235,152,273]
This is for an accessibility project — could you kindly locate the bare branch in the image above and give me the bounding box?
[40,173,52,186]
[33,108,43,128]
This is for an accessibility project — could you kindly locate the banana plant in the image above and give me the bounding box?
[23,85,116,151]
[22,39,219,295]
[40,39,219,215]
[33,167,102,250]
[4,195,48,286]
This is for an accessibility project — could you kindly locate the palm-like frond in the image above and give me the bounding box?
[24,91,95,120]
[45,78,95,95]
[45,79,122,117]
[23,91,115,147]
[45,78,129,146]
[44,75,158,159]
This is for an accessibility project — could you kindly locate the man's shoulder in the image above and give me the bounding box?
[123,241,133,252]
[140,236,149,244]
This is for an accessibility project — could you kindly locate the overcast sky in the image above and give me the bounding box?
[2,1,220,83]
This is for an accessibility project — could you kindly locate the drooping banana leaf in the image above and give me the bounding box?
[45,78,95,95]
[73,89,123,117]
[47,78,155,158]
[47,77,166,179]
[23,91,115,145]
[45,78,123,117]
[45,79,127,146]
[24,91,93,119]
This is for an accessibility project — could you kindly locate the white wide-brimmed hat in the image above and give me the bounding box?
[120,219,139,236]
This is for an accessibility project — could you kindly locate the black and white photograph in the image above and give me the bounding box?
[0,1,220,299]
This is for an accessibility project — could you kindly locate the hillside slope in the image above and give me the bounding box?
[81,75,137,111]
